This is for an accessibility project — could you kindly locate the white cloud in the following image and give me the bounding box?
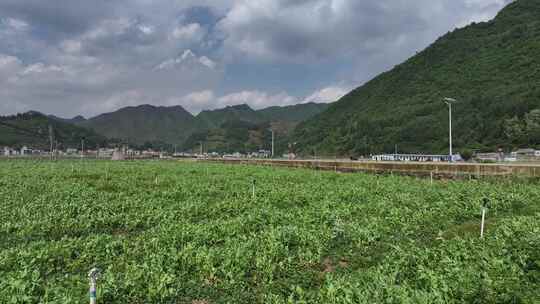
[172,23,206,42]
[156,49,217,70]
[0,99,28,114]
[0,54,23,84]
[302,86,350,103]
[198,56,217,69]
[61,40,83,53]
[3,18,29,31]
[184,90,215,104]
[0,51,221,117]
[86,18,133,40]
[176,85,348,114]
[0,54,21,69]
[174,89,298,114]
[218,0,511,64]
[21,63,64,75]
[218,90,297,109]
[138,24,154,35]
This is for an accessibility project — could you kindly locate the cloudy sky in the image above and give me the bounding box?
[0,0,512,118]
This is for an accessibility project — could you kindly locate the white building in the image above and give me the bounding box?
[66,148,78,155]
[372,154,453,162]
[475,152,503,162]
[20,146,31,155]
[98,148,115,158]
[223,152,244,159]
[3,147,21,156]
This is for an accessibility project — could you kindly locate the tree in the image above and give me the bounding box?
[524,109,540,144]
[460,149,473,161]
[504,116,525,143]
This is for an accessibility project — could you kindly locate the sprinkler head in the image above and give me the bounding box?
[482,198,490,209]
[88,268,101,281]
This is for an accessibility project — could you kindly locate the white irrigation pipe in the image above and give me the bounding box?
[481,199,489,238]
[88,268,100,304]
[480,207,487,238]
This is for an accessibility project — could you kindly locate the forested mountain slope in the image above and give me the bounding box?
[0,112,107,149]
[294,0,540,156]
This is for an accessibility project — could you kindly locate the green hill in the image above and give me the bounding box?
[258,102,330,122]
[196,104,266,129]
[78,104,203,147]
[0,112,107,149]
[294,0,540,156]
[184,103,330,154]
[73,102,329,152]
[183,120,271,154]
[3,102,329,151]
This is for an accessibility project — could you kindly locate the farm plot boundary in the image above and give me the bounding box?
[201,158,540,179]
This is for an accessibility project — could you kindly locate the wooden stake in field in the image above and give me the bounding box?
[430,171,434,185]
[252,178,256,199]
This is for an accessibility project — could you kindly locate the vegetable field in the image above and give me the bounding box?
[1,160,539,303]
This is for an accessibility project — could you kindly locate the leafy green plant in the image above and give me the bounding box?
[0,159,538,303]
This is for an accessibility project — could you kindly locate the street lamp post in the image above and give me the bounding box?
[81,137,85,159]
[271,130,274,158]
[443,97,457,162]
[268,129,274,158]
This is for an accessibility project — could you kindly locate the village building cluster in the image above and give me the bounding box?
[4,144,540,163]
[371,148,540,163]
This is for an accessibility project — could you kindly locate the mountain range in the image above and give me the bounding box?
[3,0,539,156]
[293,0,540,156]
[1,102,329,152]
[73,102,329,151]
[0,112,107,150]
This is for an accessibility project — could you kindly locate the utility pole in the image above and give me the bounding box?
[443,97,457,162]
[81,137,85,159]
[448,102,452,161]
[271,129,275,158]
[200,141,203,157]
[48,125,54,161]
